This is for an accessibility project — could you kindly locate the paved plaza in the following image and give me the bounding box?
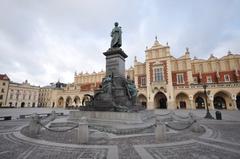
[0,108,240,159]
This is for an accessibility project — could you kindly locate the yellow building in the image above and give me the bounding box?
[39,81,85,108]
[40,76,103,108]
[40,38,240,110]
[0,74,10,107]
[39,83,57,107]
[39,69,136,108]
[6,80,40,108]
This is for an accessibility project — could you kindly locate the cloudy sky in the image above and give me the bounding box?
[0,0,240,86]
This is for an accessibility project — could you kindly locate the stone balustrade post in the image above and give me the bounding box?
[155,117,166,142]
[189,112,201,133]
[29,113,41,136]
[191,121,201,133]
[50,110,57,121]
[78,117,89,144]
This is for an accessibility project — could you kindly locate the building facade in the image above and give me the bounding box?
[0,74,10,107]
[6,80,40,108]
[38,82,66,107]
[134,38,240,110]
[40,38,240,110]
[38,69,137,108]
[40,78,102,108]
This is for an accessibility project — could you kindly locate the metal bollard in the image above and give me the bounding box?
[78,117,88,144]
[215,111,222,120]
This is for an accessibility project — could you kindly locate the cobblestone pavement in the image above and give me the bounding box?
[0,108,71,119]
[0,109,240,159]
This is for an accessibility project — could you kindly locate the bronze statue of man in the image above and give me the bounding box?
[111,22,122,48]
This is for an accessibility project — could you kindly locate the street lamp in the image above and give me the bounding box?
[203,84,214,119]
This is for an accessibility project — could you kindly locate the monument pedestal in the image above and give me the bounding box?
[81,48,140,112]
[80,38,144,112]
[80,40,143,111]
[103,48,127,78]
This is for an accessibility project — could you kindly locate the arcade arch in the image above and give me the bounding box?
[66,96,72,107]
[74,96,81,106]
[213,91,232,109]
[82,95,91,106]
[175,92,190,109]
[193,92,206,109]
[21,102,25,108]
[237,92,240,110]
[57,97,64,108]
[138,94,147,107]
[154,92,167,109]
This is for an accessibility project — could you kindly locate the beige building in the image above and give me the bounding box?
[134,38,240,110]
[39,83,56,107]
[39,69,136,108]
[0,74,10,107]
[39,82,66,107]
[40,38,240,110]
[6,80,40,108]
[39,80,100,108]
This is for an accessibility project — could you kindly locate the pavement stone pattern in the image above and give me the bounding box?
[202,121,240,143]
[136,140,240,159]
[0,133,109,159]
[0,108,240,159]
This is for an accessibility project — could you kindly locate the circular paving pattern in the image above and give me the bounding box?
[1,114,240,159]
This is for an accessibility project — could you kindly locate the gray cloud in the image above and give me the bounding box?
[0,0,240,86]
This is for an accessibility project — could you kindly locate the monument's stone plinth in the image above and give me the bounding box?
[103,48,127,78]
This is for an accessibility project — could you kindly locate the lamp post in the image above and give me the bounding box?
[203,84,214,119]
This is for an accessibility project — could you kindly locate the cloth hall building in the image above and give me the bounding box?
[39,39,240,110]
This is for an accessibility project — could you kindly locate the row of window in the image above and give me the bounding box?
[0,88,39,95]
[154,67,185,84]
[193,74,231,84]
[141,67,233,85]
[10,89,37,94]
[9,93,37,100]
[8,102,36,107]
[145,73,183,84]
[40,93,50,97]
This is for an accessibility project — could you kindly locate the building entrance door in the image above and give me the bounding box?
[154,92,167,109]
[21,102,25,108]
[214,96,226,109]
[195,96,205,109]
[180,101,186,109]
[236,94,240,110]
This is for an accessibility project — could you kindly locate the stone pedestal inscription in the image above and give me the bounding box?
[104,48,127,78]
